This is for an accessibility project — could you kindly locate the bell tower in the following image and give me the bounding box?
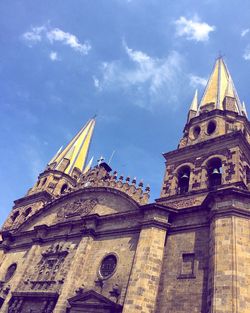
[156,58,250,313]
[159,57,250,206]
[2,117,95,231]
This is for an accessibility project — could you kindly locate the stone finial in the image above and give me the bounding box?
[139,180,143,187]
[132,177,136,185]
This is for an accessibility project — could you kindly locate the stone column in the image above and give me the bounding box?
[208,199,250,313]
[123,207,168,313]
[53,234,94,313]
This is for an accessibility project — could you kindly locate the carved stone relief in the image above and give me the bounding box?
[8,293,58,313]
[23,243,71,292]
[163,197,202,209]
[57,198,98,221]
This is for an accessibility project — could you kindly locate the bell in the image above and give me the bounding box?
[181,173,189,180]
[212,168,220,175]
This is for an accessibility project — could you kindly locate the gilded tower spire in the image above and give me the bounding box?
[187,89,198,122]
[242,101,248,118]
[198,57,242,114]
[48,117,96,176]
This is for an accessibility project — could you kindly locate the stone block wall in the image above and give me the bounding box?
[208,215,250,313]
[156,227,209,313]
[123,226,167,313]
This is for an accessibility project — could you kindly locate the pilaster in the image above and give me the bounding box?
[53,234,94,313]
[207,194,250,313]
[123,206,169,313]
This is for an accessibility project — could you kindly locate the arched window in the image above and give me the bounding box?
[5,263,17,282]
[42,177,47,186]
[60,184,68,194]
[177,166,190,194]
[207,158,222,188]
[11,211,19,222]
[23,207,32,218]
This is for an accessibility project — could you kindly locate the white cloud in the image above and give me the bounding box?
[93,76,101,89]
[22,25,91,55]
[22,26,46,45]
[49,51,59,61]
[96,41,184,109]
[174,16,215,42]
[189,74,207,87]
[241,28,250,37]
[243,46,250,60]
[46,28,91,55]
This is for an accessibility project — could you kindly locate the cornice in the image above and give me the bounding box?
[163,130,250,161]
[39,169,77,186]
[13,191,53,208]
[183,109,250,133]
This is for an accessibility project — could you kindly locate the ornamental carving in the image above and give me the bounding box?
[57,198,98,220]
[22,243,70,292]
[166,198,202,209]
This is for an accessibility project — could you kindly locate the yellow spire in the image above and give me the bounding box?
[48,146,63,165]
[225,76,234,98]
[83,156,94,174]
[189,89,198,111]
[199,58,242,113]
[242,101,248,118]
[52,117,96,175]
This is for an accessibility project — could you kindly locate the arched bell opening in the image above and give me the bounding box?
[23,207,32,218]
[207,158,222,188]
[60,183,68,194]
[177,166,190,194]
[11,211,19,222]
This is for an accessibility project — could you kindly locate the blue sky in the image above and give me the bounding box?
[1,0,250,225]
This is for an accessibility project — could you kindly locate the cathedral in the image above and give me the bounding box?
[0,57,249,313]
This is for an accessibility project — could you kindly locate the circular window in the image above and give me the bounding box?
[207,120,216,135]
[99,254,117,279]
[5,263,17,282]
[192,126,201,139]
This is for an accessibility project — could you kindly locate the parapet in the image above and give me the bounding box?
[76,164,150,205]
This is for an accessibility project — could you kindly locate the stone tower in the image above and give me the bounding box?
[156,57,250,313]
[0,58,249,313]
[1,118,96,232]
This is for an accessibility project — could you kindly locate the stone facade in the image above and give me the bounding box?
[0,59,250,312]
